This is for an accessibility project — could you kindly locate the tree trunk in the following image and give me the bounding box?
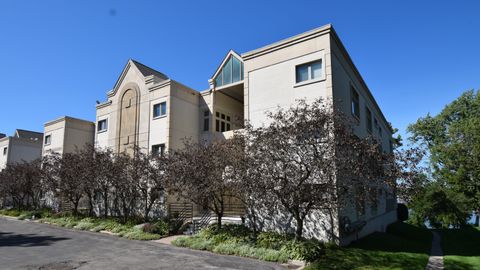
[87,193,94,216]
[216,213,223,230]
[295,217,304,240]
[103,192,108,218]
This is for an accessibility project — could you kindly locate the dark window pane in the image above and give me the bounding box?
[221,114,225,120]
[226,116,231,122]
[311,60,322,79]
[216,120,220,132]
[232,56,241,83]
[204,118,209,131]
[160,102,167,116]
[216,112,220,118]
[153,104,160,118]
[226,123,230,131]
[221,121,225,132]
[223,57,232,85]
[296,64,309,83]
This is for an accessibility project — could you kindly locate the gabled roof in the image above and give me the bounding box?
[108,59,169,98]
[14,129,43,141]
[211,50,243,80]
[131,59,168,80]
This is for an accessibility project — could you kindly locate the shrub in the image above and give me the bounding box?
[172,236,214,251]
[281,239,325,262]
[397,203,409,221]
[256,231,293,250]
[123,230,162,240]
[200,224,253,245]
[152,220,169,236]
[212,243,289,263]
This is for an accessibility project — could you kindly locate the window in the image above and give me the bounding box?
[351,88,360,119]
[203,110,210,132]
[295,60,322,83]
[97,119,108,132]
[215,55,244,87]
[3,147,7,156]
[44,135,51,145]
[215,111,231,132]
[153,102,167,118]
[366,107,373,133]
[152,144,165,156]
[379,126,383,138]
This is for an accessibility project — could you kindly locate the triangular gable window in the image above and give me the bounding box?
[215,55,244,87]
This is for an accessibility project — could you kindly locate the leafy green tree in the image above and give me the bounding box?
[409,181,470,228]
[408,90,480,225]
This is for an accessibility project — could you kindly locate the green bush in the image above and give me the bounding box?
[123,229,162,240]
[256,231,293,250]
[212,243,289,263]
[200,224,253,245]
[152,220,169,236]
[281,239,325,262]
[173,236,215,251]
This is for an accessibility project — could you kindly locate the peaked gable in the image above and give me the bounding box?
[108,59,169,97]
[211,50,244,88]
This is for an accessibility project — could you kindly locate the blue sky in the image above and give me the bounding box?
[0,1,478,141]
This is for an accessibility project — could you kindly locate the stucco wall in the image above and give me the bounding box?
[243,32,332,128]
[43,120,66,155]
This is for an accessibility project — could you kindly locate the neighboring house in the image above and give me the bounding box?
[95,24,396,244]
[42,116,95,156]
[0,129,43,171]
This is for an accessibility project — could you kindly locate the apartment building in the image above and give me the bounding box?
[94,24,396,244]
[0,129,43,171]
[42,116,95,156]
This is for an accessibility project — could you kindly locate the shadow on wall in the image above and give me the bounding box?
[254,204,339,242]
[0,232,70,247]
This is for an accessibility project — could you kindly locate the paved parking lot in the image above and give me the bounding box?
[0,217,285,270]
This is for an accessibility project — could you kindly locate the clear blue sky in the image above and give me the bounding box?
[1,1,478,141]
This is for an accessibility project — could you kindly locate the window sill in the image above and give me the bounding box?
[97,129,108,134]
[153,115,167,120]
[293,77,325,88]
[44,143,51,146]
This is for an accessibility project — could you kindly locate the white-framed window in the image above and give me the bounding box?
[153,102,167,119]
[3,147,7,156]
[295,60,322,83]
[97,119,108,132]
[44,135,51,145]
[215,111,231,132]
[203,110,210,132]
[152,144,165,156]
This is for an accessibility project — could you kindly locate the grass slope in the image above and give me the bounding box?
[438,226,480,270]
[306,222,432,270]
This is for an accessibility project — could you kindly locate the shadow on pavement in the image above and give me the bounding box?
[0,231,70,247]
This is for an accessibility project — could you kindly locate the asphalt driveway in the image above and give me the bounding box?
[0,217,285,270]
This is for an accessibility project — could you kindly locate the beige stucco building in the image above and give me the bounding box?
[94,24,396,244]
[42,116,95,156]
[0,129,43,171]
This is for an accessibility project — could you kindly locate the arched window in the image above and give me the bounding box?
[215,55,243,87]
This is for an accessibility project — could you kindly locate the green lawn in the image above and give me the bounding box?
[305,222,432,270]
[438,226,480,270]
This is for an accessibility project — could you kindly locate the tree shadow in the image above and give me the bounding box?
[0,231,70,247]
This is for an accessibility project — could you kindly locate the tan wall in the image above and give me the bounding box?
[43,117,94,156]
[243,32,333,127]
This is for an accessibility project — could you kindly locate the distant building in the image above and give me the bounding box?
[0,129,43,171]
[42,116,95,156]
